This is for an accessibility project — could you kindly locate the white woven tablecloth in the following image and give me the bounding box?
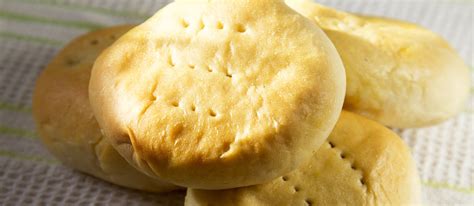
[0,0,472,205]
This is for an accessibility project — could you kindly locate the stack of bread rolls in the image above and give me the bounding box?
[32,0,469,205]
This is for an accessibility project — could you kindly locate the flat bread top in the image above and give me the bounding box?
[185,111,421,205]
[89,0,345,189]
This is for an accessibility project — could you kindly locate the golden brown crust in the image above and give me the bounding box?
[185,111,422,205]
[32,25,180,192]
[89,0,346,189]
[287,0,471,128]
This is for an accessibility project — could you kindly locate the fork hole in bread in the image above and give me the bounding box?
[206,65,213,72]
[209,109,217,117]
[168,56,175,67]
[340,152,346,159]
[351,164,357,170]
[181,19,189,28]
[235,24,246,33]
[216,21,224,30]
[225,69,233,78]
[171,101,179,107]
[199,20,205,30]
[66,59,80,66]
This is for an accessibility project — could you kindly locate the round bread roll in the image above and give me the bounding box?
[89,0,346,189]
[286,0,471,128]
[32,25,179,192]
[185,111,422,205]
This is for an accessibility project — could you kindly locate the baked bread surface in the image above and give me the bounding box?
[185,111,422,205]
[32,25,179,192]
[287,0,471,128]
[89,0,346,189]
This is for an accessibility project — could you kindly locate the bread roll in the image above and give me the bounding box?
[89,0,346,189]
[287,0,470,128]
[32,25,179,192]
[185,111,422,205]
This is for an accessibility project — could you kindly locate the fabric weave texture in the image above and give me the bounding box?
[0,0,472,205]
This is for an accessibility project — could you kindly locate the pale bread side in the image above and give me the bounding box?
[287,0,470,128]
[32,25,179,192]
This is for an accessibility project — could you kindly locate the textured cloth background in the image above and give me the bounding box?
[0,0,472,205]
